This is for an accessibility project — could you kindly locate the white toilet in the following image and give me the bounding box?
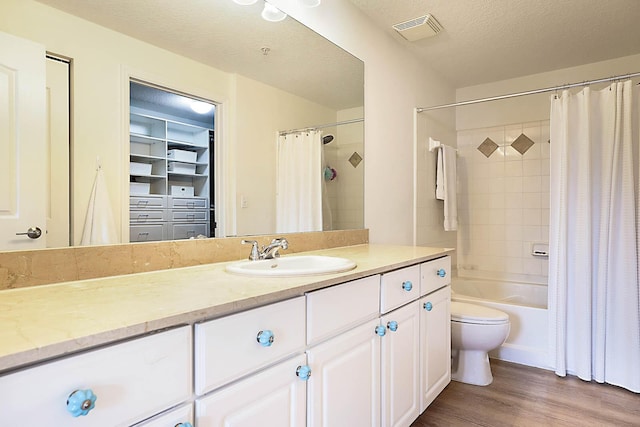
[450,301,510,386]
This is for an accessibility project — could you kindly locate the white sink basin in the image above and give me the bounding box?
[225,255,357,277]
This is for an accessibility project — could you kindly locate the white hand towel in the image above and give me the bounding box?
[436,145,458,231]
[80,167,119,245]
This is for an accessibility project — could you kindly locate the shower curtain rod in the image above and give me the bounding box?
[416,71,640,112]
[278,117,364,136]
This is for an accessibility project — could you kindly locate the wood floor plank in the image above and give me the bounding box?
[412,360,640,427]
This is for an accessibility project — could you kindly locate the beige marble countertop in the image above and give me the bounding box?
[0,244,453,373]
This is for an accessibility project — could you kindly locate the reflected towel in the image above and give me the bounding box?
[80,167,119,245]
[436,145,458,231]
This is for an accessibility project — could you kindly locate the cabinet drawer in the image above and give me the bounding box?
[130,195,166,209]
[380,264,421,314]
[171,223,208,239]
[171,209,209,222]
[307,275,380,345]
[169,196,208,209]
[194,297,305,395]
[130,224,165,242]
[0,326,192,426]
[420,256,451,296]
[130,209,166,223]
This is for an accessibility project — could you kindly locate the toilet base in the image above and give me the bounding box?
[451,349,494,386]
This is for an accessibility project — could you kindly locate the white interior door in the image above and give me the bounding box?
[0,31,46,249]
[46,57,70,247]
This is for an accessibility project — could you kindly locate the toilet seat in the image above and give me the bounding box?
[451,301,509,325]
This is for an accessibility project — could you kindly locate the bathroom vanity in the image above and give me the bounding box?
[0,244,452,426]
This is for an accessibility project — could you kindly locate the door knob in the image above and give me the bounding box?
[16,226,42,239]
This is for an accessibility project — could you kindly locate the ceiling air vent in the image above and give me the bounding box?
[393,14,443,41]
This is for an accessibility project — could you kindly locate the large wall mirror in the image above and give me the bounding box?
[0,0,364,251]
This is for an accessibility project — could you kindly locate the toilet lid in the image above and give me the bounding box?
[451,301,509,325]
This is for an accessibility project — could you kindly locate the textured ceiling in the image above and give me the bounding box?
[349,0,640,87]
[36,0,364,110]
[34,0,640,97]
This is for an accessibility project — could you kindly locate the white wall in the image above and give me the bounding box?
[274,0,456,245]
[2,0,457,247]
[0,0,348,243]
[233,75,336,236]
[415,110,458,264]
[456,54,640,131]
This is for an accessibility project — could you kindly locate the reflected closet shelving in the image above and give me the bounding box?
[129,111,211,242]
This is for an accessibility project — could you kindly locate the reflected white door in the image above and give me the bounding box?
[0,31,47,249]
[46,57,70,247]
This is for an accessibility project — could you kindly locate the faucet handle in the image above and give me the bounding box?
[272,237,289,250]
[241,239,261,261]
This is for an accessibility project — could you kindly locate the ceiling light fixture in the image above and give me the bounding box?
[190,100,213,114]
[298,0,321,7]
[261,2,287,22]
[232,0,258,5]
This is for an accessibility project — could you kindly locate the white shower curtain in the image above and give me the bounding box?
[549,80,640,392]
[276,130,322,233]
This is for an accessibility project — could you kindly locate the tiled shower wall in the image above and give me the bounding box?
[323,108,365,231]
[456,121,550,284]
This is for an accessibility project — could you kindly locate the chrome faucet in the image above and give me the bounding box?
[261,238,289,259]
[241,238,289,260]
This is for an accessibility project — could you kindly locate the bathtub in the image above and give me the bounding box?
[452,277,551,370]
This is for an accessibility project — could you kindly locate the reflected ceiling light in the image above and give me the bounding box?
[261,2,287,22]
[298,0,321,6]
[232,0,258,5]
[190,101,213,114]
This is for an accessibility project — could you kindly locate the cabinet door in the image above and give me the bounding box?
[381,301,421,427]
[419,286,451,411]
[307,319,381,427]
[195,354,307,427]
[133,403,192,426]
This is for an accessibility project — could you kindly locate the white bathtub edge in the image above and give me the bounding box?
[490,343,553,371]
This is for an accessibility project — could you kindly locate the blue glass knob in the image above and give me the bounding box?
[176,423,193,427]
[437,269,446,278]
[257,330,275,347]
[375,325,387,336]
[296,365,312,381]
[401,281,413,291]
[66,389,97,417]
[387,321,398,332]
[424,302,433,311]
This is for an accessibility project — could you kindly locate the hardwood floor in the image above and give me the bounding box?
[412,360,640,427]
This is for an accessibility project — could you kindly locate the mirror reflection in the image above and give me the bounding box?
[0,0,364,250]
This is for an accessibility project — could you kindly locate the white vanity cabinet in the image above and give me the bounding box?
[419,255,452,411]
[306,318,382,427]
[379,265,422,427]
[305,276,381,426]
[194,297,306,395]
[0,249,453,427]
[133,402,193,427]
[419,286,451,411]
[377,256,452,427]
[0,326,192,426]
[195,354,307,427]
[380,300,421,427]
